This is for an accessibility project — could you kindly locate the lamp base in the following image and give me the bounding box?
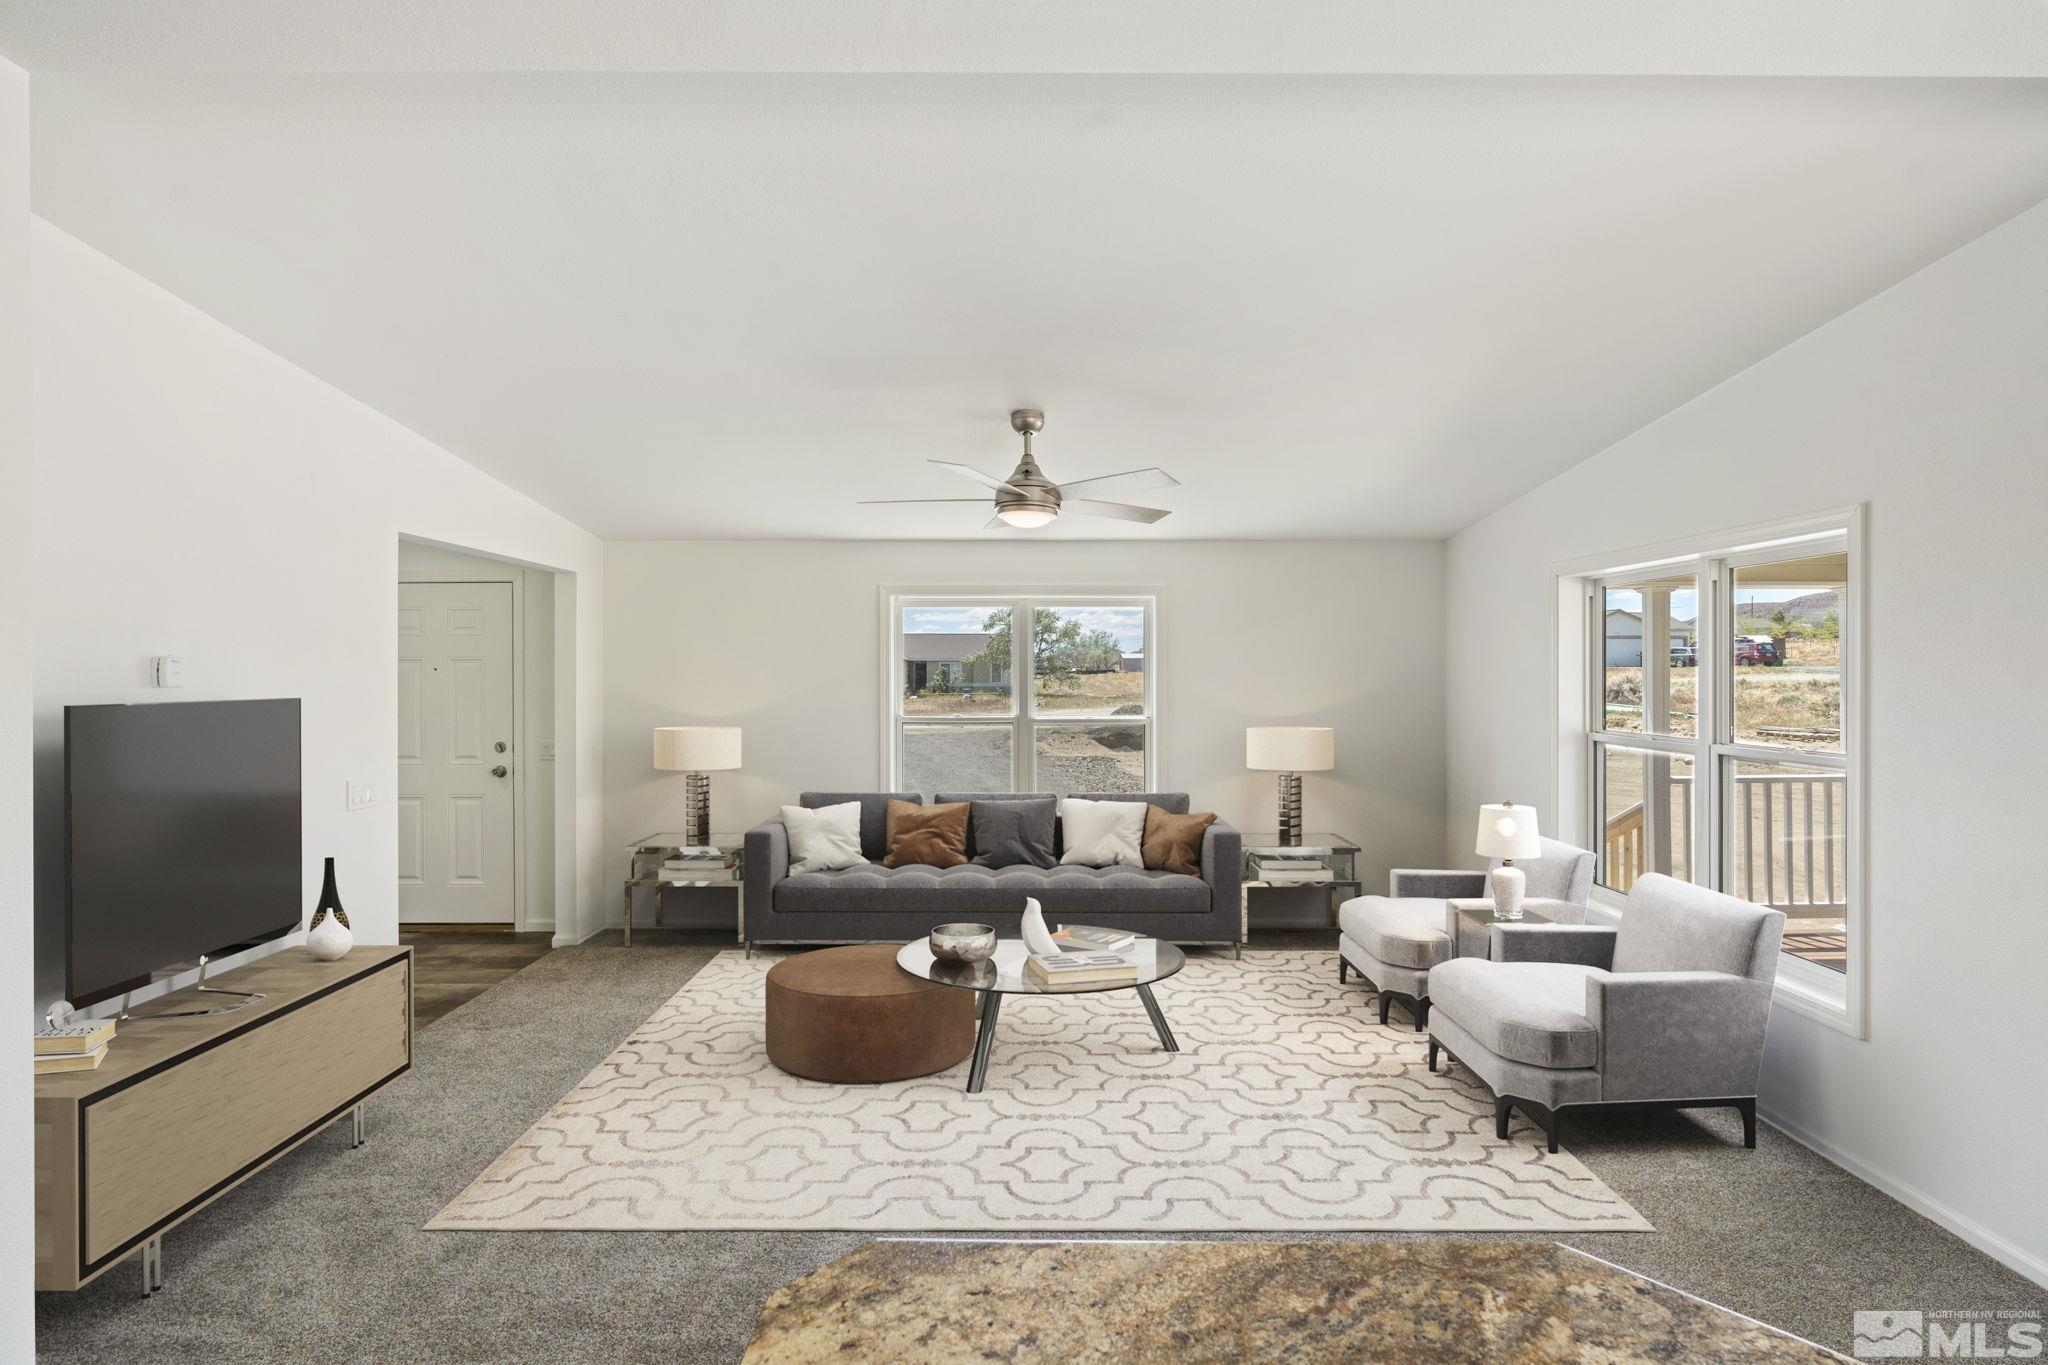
[684,771,711,847]
[1489,864,1527,921]
[1276,772,1303,846]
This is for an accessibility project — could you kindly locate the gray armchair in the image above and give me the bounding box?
[1424,873,1785,1153]
[1335,838,1594,1030]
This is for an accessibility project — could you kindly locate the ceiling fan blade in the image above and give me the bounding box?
[856,498,991,505]
[983,515,1010,531]
[929,460,1024,495]
[1055,466,1179,499]
[1064,498,1171,524]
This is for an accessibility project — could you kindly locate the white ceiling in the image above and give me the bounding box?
[6,1,2048,76]
[16,62,2048,538]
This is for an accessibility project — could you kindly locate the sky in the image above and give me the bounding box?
[903,604,1147,652]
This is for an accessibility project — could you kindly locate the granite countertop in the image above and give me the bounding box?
[743,1239,1846,1363]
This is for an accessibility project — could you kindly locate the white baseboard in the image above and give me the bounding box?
[1761,1105,2048,1290]
[553,923,609,947]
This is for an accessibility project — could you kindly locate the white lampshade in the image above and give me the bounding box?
[1474,802,1542,861]
[652,726,742,772]
[1245,726,1335,772]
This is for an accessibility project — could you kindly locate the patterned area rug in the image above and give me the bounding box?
[428,950,1650,1232]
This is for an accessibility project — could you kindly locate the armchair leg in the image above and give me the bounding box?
[1426,1038,1439,1073]
[1737,1098,1757,1149]
[1412,998,1429,1032]
[1493,1096,1512,1141]
[1338,957,1348,985]
[1378,994,1391,1026]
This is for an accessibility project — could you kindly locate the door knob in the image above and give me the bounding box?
[495,741,508,753]
[491,765,509,778]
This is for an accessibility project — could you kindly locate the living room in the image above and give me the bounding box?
[6,7,2048,1362]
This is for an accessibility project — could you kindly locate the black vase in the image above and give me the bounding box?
[310,856,350,931]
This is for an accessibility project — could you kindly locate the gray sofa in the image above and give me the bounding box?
[743,791,1242,950]
[1425,872,1785,1153]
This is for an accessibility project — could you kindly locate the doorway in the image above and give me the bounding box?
[398,579,517,923]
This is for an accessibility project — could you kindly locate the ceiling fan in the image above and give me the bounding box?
[860,409,1178,529]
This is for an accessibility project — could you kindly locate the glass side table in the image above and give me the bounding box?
[1238,832,1362,941]
[624,832,746,949]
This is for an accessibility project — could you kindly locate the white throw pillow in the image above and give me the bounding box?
[1057,798,1147,868]
[782,801,866,874]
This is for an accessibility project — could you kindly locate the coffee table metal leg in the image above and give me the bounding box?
[966,990,1003,1093]
[1135,983,1179,1053]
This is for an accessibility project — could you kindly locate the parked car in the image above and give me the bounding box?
[1733,636,1782,666]
[1669,643,1698,667]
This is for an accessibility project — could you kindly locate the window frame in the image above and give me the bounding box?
[1558,506,1866,1037]
[882,587,1159,795]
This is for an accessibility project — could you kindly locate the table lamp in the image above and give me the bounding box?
[1474,801,1543,920]
[1245,726,1335,846]
[653,726,742,846]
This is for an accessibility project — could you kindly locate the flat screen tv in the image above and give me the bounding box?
[65,699,303,1007]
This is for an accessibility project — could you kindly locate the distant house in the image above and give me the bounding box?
[1605,609,1698,667]
[902,632,998,693]
[1119,653,1145,673]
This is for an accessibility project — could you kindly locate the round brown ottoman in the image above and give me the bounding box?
[764,944,976,1083]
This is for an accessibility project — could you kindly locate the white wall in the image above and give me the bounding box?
[398,539,557,929]
[1445,200,2048,1283]
[30,221,610,1015]
[604,539,1446,919]
[1,52,35,1365]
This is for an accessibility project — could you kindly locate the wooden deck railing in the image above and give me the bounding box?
[1604,771,1845,912]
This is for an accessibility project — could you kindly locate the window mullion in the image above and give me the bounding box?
[1015,598,1033,791]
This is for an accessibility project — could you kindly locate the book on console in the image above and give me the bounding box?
[35,1020,116,1056]
[1050,924,1138,952]
[35,1043,109,1075]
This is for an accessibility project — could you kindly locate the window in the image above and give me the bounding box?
[889,595,1154,795]
[1581,519,1859,1030]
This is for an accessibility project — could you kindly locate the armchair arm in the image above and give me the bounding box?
[1389,869,1487,899]
[1201,820,1242,921]
[743,819,790,940]
[1490,923,1617,967]
[1585,971,1774,1102]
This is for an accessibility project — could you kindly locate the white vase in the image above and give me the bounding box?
[1020,897,1059,956]
[308,913,353,961]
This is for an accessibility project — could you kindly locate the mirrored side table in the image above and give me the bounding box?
[1239,832,1362,940]
[624,832,745,949]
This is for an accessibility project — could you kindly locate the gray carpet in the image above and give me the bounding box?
[35,932,2045,1362]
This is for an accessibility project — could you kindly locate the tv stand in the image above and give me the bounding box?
[117,955,265,1021]
[36,946,411,1296]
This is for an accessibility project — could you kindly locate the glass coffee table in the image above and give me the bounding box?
[895,937,1185,1094]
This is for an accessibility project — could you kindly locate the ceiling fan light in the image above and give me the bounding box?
[997,505,1057,529]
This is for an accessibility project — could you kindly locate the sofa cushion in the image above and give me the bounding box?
[1058,797,1147,868]
[1070,791,1190,815]
[1426,959,1601,1069]
[801,791,919,862]
[969,798,1057,869]
[780,801,865,874]
[776,863,1210,918]
[1336,896,1452,971]
[1142,806,1215,875]
[882,799,969,868]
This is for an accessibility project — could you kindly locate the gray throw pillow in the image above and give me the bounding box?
[970,798,1057,869]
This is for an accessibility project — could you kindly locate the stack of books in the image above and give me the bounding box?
[36,1019,116,1075]
[1249,853,1333,885]
[1025,951,1138,988]
[1049,924,1138,953]
[661,847,737,882]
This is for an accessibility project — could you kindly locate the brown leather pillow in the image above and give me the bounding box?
[1143,805,1216,875]
[882,799,970,869]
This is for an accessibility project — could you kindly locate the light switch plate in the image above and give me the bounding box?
[346,780,377,811]
[152,655,185,687]
[539,741,557,761]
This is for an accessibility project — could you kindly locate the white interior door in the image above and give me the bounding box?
[398,581,517,923]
